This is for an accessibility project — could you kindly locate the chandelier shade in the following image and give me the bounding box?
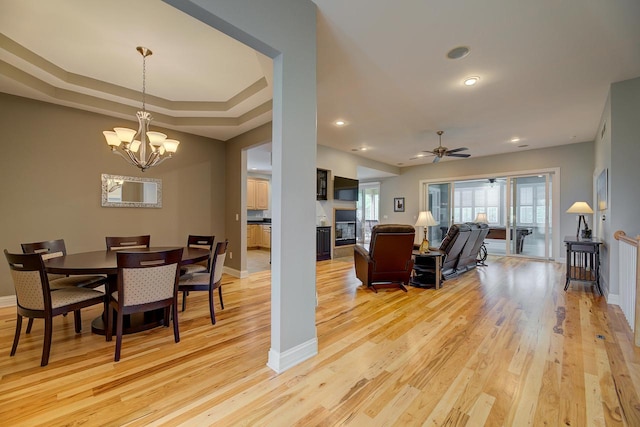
[103,47,179,172]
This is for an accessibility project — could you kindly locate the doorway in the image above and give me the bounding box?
[356,182,380,245]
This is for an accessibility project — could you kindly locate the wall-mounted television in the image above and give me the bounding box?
[334,176,359,201]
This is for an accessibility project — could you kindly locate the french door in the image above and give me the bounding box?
[425,172,554,259]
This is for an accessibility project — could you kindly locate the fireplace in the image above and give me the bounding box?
[335,209,356,246]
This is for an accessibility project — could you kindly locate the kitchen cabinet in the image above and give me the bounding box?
[247,179,256,210]
[255,180,269,209]
[317,169,328,200]
[247,178,269,210]
[316,226,331,261]
[247,224,260,248]
[248,223,271,249]
[261,225,271,248]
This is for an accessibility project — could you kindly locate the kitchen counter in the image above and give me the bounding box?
[248,219,271,225]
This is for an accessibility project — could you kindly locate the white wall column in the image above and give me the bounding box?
[164,0,318,372]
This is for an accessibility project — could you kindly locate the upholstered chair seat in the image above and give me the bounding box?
[21,240,107,289]
[180,235,215,276]
[106,248,183,362]
[5,250,105,366]
[179,240,228,324]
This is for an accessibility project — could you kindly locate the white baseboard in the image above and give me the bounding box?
[607,293,620,305]
[0,295,16,308]
[223,266,249,278]
[267,337,318,374]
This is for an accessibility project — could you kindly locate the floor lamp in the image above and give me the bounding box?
[415,211,438,254]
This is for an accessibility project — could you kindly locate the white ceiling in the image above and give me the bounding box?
[2,0,640,172]
[0,0,273,142]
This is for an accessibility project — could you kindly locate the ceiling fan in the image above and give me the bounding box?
[412,130,471,163]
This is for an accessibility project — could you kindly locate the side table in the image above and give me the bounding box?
[411,249,443,289]
[564,236,603,295]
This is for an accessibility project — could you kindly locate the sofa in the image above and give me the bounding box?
[422,222,489,280]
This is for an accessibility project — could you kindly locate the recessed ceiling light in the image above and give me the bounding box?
[335,120,346,126]
[251,167,257,170]
[360,147,367,151]
[464,76,479,86]
[447,46,470,60]
[416,153,425,158]
[510,137,520,143]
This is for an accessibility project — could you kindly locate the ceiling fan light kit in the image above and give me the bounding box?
[412,130,471,163]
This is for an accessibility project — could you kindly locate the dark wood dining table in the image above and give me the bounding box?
[45,247,210,335]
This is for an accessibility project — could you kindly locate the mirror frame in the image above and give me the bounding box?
[101,173,162,208]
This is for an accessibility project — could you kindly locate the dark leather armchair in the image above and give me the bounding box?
[457,222,490,272]
[438,224,471,278]
[354,224,415,292]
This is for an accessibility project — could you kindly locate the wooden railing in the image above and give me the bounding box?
[614,230,640,346]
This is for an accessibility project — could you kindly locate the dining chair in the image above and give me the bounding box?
[21,239,108,289]
[4,250,105,366]
[181,235,215,276]
[106,248,183,361]
[178,240,228,324]
[105,235,151,251]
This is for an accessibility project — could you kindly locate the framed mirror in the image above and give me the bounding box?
[101,174,162,208]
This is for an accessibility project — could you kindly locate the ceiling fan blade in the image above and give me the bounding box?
[446,153,471,158]
[432,156,441,163]
[446,147,468,154]
[410,153,435,160]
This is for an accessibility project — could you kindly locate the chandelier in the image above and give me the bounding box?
[102,47,179,172]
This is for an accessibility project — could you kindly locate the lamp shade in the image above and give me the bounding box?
[415,211,438,227]
[474,212,488,223]
[566,201,593,214]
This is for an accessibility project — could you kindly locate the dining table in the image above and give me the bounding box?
[44,246,210,335]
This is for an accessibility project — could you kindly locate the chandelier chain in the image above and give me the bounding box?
[141,52,146,112]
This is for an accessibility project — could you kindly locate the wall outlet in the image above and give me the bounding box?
[235,213,239,221]
[383,215,388,219]
[229,252,232,259]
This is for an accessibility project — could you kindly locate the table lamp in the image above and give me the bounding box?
[474,212,488,224]
[415,210,439,253]
[566,201,594,238]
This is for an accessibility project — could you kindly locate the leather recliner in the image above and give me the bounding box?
[456,222,490,272]
[354,224,415,292]
[438,223,472,279]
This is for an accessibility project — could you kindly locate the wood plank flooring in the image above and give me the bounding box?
[1,256,639,426]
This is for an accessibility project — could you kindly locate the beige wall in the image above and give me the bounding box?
[225,122,272,273]
[0,93,226,297]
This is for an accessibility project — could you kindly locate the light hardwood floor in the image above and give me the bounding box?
[1,256,639,426]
